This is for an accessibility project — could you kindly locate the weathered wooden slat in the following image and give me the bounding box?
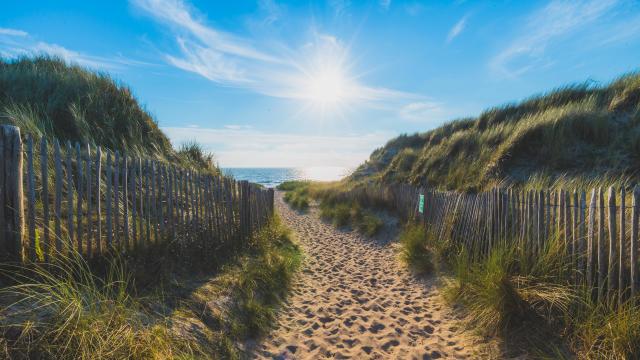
[27,136,36,261]
[54,140,62,252]
[558,189,565,252]
[538,190,545,255]
[632,186,639,298]
[546,190,551,242]
[144,159,151,246]
[130,159,138,249]
[177,169,184,237]
[66,141,74,250]
[168,166,175,240]
[0,126,24,261]
[150,161,157,243]
[598,187,606,301]
[572,191,578,272]
[123,154,129,250]
[41,137,50,261]
[114,151,120,248]
[578,191,586,283]
[95,147,102,255]
[85,144,92,258]
[563,191,573,259]
[587,189,596,288]
[185,170,191,240]
[619,187,626,303]
[158,164,162,238]
[106,152,113,249]
[76,143,83,254]
[607,186,618,297]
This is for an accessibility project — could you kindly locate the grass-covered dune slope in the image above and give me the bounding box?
[352,73,640,192]
[0,56,217,172]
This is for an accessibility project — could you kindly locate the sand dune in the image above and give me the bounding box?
[251,193,483,359]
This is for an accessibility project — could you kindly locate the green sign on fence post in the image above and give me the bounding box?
[418,194,424,214]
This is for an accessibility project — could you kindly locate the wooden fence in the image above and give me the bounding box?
[334,182,640,303]
[424,186,640,301]
[0,125,275,262]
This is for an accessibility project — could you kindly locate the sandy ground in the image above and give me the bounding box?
[250,193,483,359]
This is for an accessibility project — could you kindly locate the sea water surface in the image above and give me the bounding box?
[223,167,351,188]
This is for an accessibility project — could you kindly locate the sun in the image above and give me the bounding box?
[305,68,347,104]
[292,34,363,116]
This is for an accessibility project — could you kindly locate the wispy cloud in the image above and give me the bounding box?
[399,101,445,122]
[224,124,253,130]
[0,27,156,70]
[404,3,424,16]
[380,0,391,11]
[0,38,119,69]
[446,14,469,43]
[162,126,392,167]
[0,28,28,37]
[596,12,640,46]
[257,0,283,25]
[491,0,625,77]
[329,0,351,17]
[132,0,425,106]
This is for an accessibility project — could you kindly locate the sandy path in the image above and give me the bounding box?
[251,193,480,359]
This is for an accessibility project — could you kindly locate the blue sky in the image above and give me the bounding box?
[1,0,639,168]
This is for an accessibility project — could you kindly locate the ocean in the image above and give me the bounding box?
[222,167,351,188]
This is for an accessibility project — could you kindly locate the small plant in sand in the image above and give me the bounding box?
[398,223,434,274]
[444,239,580,355]
[570,295,640,359]
[319,200,383,236]
[279,181,311,211]
[0,251,194,359]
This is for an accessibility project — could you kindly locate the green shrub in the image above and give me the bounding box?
[356,213,384,237]
[276,180,310,192]
[280,181,311,211]
[228,215,302,339]
[443,240,577,356]
[331,203,352,227]
[0,252,195,359]
[570,294,640,359]
[398,223,434,274]
[319,199,384,236]
[0,215,301,359]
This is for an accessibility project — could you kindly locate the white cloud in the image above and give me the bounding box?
[0,28,28,37]
[0,27,156,71]
[258,0,283,25]
[162,126,393,168]
[0,38,121,70]
[132,0,426,107]
[491,0,621,77]
[399,101,444,122]
[329,0,351,17]
[446,14,469,43]
[224,124,253,130]
[380,0,391,11]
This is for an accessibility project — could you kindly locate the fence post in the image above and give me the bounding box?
[268,188,274,216]
[0,125,24,261]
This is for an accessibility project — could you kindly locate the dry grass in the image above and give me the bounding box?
[0,56,219,174]
[0,215,301,359]
[352,73,640,191]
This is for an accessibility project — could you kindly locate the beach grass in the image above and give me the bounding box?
[0,214,300,359]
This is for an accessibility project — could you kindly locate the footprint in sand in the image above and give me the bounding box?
[250,193,483,359]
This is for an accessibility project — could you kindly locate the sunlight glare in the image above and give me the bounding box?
[294,35,361,113]
[306,68,347,104]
